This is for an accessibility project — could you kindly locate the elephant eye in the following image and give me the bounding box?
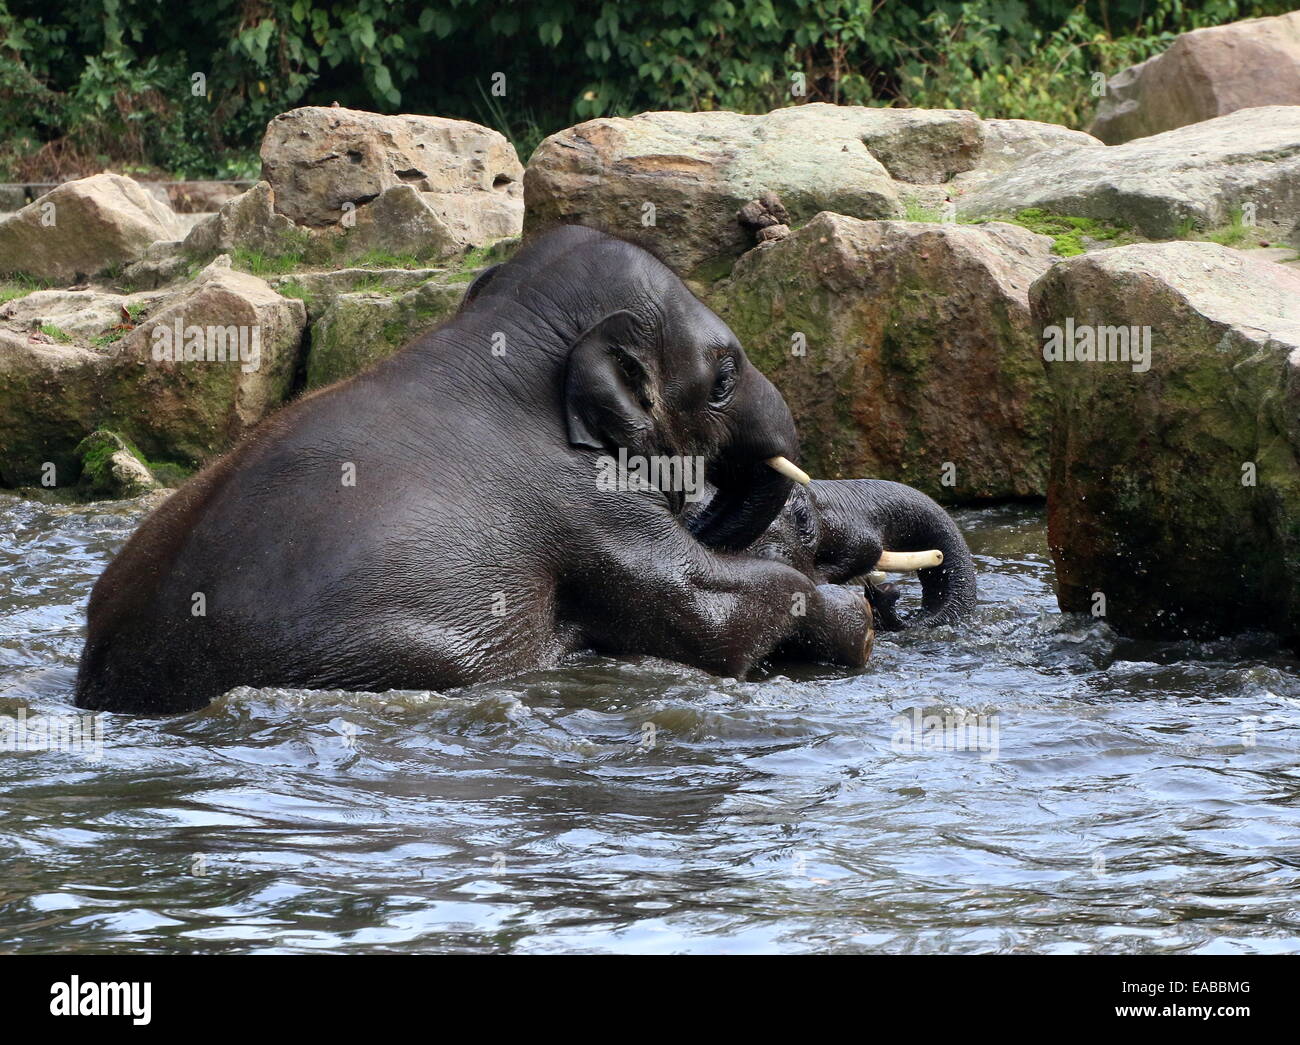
[709,354,737,408]
[790,489,817,544]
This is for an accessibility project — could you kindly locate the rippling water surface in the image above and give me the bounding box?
[2,492,1299,954]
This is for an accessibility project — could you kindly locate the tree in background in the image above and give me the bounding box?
[0,0,1291,180]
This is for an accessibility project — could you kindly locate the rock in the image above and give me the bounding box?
[120,240,191,290]
[118,257,307,460]
[0,335,103,488]
[819,105,982,183]
[957,106,1300,242]
[1034,241,1300,642]
[525,105,910,278]
[305,277,463,389]
[738,191,790,231]
[0,285,167,339]
[271,266,449,321]
[182,181,297,257]
[74,430,159,497]
[1090,12,1300,144]
[0,172,183,283]
[0,256,306,488]
[258,106,524,251]
[964,119,1104,177]
[737,192,794,249]
[709,212,1055,501]
[327,183,460,261]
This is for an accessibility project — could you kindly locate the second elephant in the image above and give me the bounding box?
[751,479,977,636]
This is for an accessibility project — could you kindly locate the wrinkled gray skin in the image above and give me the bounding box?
[77,226,880,714]
[752,480,977,636]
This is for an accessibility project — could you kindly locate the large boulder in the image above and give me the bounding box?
[1035,241,1300,643]
[957,106,1300,242]
[259,106,524,253]
[0,173,183,283]
[709,212,1055,501]
[1090,12,1300,144]
[525,105,923,278]
[0,257,306,487]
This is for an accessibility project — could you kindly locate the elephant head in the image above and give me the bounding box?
[463,226,808,551]
[753,479,977,630]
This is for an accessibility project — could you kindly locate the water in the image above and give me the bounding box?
[2,492,1299,954]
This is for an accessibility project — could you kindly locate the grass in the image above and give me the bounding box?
[90,329,126,348]
[445,243,510,282]
[231,245,307,276]
[1199,209,1271,249]
[350,249,425,270]
[350,273,391,293]
[0,273,50,303]
[39,322,72,343]
[76,429,193,491]
[229,227,316,276]
[474,82,548,164]
[903,200,944,223]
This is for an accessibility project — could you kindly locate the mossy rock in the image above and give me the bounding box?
[707,212,1055,503]
[74,430,159,498]
[306,279,464,388]
[1035,241,1300,643]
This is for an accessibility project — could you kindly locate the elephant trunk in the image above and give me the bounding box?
[809,479,977,627]
[689,365,804,552]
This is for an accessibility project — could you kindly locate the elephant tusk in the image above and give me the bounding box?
[866,570,887,585]
[766,456,811,485]
[876,549,943,571]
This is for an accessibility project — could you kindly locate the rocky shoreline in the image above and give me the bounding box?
[1,15,1298,647]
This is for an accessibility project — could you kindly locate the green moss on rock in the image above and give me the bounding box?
[1036,241,1300,643]
[306,279,464,389]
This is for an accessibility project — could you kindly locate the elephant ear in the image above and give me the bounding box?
[564,310,656,453]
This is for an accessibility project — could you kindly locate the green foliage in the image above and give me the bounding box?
[0,0,1293,178]
[39,321,72,342]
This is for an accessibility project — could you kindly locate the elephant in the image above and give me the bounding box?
[74,225,973,715]
[748,480,977,636]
